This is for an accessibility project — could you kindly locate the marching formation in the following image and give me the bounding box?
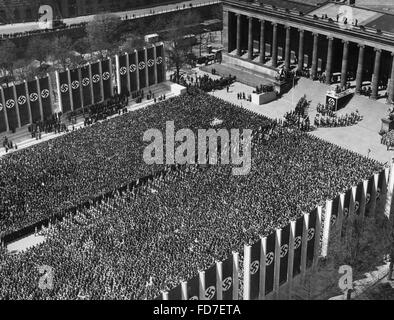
[0,91,382,300]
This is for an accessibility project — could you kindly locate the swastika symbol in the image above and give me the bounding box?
[147,59,154,67]
[307,228,315,241]
[250,260,259,274]
[366,193,371,204]
[102,72,110,80]
[6,99,15,108]
[266,252,274,266]
[331,214,337,226]
[41,89,49,99]
[82,78,90,86]
[294,236,302,249]
[344,208,349,216]
[222,277,232,291]
[354,201,360,213]
[205,286,216,300]
[18,95,26,105]
[71,81,80,89]
[376,188,381,200]
[60,84,69,93]
[156,56,163,64]
[139,61,146,70]
[130,64,137,72]
[328,98,335,106]
[120,67,127,75]
[30,93,38,102]
[92,74,100,83]
[280,244,288,258]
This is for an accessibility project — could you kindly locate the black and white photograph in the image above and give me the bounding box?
[0,0,394,309]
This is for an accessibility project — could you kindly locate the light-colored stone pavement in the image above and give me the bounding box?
[191,67,394,164]
[7,234,46,253]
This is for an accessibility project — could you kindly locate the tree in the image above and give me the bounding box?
[52,36,75,70]
[25,37,53,67]
[165,12,198,83]
[0,39,17,86]
[85,14,122,59]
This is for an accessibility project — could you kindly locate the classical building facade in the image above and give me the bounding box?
[223,0,394,101]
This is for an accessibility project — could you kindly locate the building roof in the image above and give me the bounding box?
[256,0,318,13]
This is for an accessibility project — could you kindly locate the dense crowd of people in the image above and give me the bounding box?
[314,102,363,128]
[0,90,382,300]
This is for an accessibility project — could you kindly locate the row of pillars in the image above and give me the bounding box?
[233,13,394,101]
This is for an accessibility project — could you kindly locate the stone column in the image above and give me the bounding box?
[311,33,319,79]
[355,44,365,94]
[259,19,265,63]
[248,17,253,60]
[371,49,382,100]
[389,53,394,103]
[272,23,278,67]
[340,40,349,88]
[284,26,291,71]
[297,29,304,70]
[325,37,334,85]
[236,14,242,56]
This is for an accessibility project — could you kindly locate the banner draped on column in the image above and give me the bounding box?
[264,232,276,295]
[59,71,71,113]
[101,59,112,100]
[306,209,317,268]
[118,54,129,95]
[128,52,138,92]
[70,68,82,111]
[28,79,41,122]
[3,86,18,131]
[187,275,199,300]
[331,195,340,229]
[279,224,290,285]
[39,76,52,119]
[168,284,182,300]
[156,44,165,83]
[81,65,92,107]
[354,181,363,215]
[147,46,155,86]
[292,216,304,276]
[138,49,147,89]
[91,62,102,104]
[203,265,217,300]
[15,82,29,126]
[0,88,7,132]
[221,255,234,300]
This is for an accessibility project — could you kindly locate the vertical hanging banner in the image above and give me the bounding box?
[377,170,384,202]
[265,232,276,295]
[279,224,290,285]
[91,62,102,104]
[59,71,71,113]
[344,188,351,217]
[138,48,147,89]
[354,181,363,215]
[221,255,234,300]
[0,88,7,132]
[101,59,112,100]
[128,52,138,92]
[306,209,317,268]
[147,46,155,86]
[331,195,340,229]
[203,265,217,300]
[15,82,29,126]
[118,54,129,95]
[81,65,92,107]
[28,79,41,122]
[155,44,165,83]
[187,275,199,300]
[365,176,373,216]
[249,239,261,300]
[293,216,304,276]
[3,85,18,130]
[168,284,182,300]
[70,68,82,111]
[39,76,52,119]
